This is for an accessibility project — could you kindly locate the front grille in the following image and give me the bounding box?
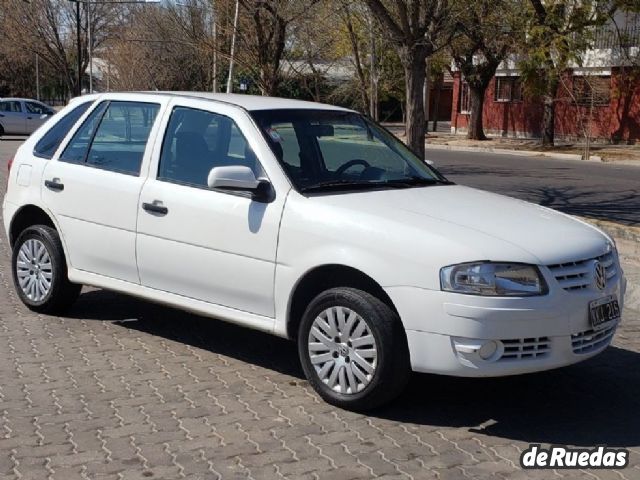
[499,337,551,361]
[571,323,617,354]
[547,251,617,292]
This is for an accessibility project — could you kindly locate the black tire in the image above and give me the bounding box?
[298,287,410,411]
[0,124,4,137]
[11,225,81,314]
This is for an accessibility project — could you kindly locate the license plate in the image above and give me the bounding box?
[589,295,620,330]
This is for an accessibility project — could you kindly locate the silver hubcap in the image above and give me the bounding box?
[307,306,378,395]
[16,239,52,302]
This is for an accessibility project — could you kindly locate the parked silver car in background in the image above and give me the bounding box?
[0,98,55,136]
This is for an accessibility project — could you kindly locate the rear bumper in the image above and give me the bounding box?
[386,273,626,377]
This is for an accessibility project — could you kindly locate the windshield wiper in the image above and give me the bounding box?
[299,180,381,193]
[299,177,453,193]
[378,177,454,188]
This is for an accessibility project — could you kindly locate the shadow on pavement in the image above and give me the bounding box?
[69,288,640,448]
[439,165,640,226]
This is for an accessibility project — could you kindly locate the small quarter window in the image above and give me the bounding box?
[34,101,92,159]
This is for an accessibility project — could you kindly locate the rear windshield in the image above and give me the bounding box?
[34,101,93,159]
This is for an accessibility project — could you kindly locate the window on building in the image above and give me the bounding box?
[459,82,471,114]
[495,77,523,102]
[573,76,611,106]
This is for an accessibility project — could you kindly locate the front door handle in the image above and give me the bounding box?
[44,179,64,191]
[142,201,168,215]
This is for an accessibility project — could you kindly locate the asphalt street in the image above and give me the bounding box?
[426,148,640,226]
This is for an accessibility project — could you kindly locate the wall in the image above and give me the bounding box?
[451,68,640,143]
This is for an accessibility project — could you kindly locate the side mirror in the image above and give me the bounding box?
[207,165,272,202]
[425,159,435,166]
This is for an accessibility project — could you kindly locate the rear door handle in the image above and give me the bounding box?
[44,179,64,191]
[142,201,168,215]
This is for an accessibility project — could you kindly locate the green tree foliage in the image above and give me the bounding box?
[520,0,615,145]
[450,0,525,140]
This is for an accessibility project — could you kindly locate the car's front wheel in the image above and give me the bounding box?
[11,225,81,314]
[298,287,410,410]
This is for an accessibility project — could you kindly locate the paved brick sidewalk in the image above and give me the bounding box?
[0,139,639,480]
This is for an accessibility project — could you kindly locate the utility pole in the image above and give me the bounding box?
[75,0,82,96]
[226,0,239,94]
[35,54,40,101]
[87,0,93,93]
[368,16,378,120]
[212,0,218,93]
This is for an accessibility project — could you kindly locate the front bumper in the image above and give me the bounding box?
[386,272,626,377]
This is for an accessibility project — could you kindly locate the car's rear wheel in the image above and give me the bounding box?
[11,225,81,314]
[298,287,410,410]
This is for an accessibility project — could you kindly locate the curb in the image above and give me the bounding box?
[425,143,603,162]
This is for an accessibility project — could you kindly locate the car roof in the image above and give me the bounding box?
[156,92,353,112]
[73,91,353,112]
[0,98,45,103]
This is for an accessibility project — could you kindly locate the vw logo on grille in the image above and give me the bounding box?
[594,261,607,290]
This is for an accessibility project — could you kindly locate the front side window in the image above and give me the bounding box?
[25,101,53,115]
[158,106,261,188]
[60,101,160,175]
[34,101,92,159]
[251,109,448,193]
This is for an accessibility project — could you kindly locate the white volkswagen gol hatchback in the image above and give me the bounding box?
[3,92,627,410]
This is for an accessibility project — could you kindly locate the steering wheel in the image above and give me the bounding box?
[335,159,371,176]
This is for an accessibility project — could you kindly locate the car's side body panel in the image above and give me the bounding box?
[41,95,169,283]
[136,96,291,319]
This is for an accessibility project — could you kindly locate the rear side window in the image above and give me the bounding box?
[0,101,22,112]
[34,101,92,159]
[61,101,160,175]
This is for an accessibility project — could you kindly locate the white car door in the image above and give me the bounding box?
[136,98,287,318]
[42,98,164,283]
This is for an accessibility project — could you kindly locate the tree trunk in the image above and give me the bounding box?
[542,77,558,146]
[467,85,487,140]
[404,58,427,159]
[542,96,555,146]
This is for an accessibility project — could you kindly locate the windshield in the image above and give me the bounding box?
[250,109,449,193]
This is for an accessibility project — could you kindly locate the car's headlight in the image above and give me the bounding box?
[440,262,548,296]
